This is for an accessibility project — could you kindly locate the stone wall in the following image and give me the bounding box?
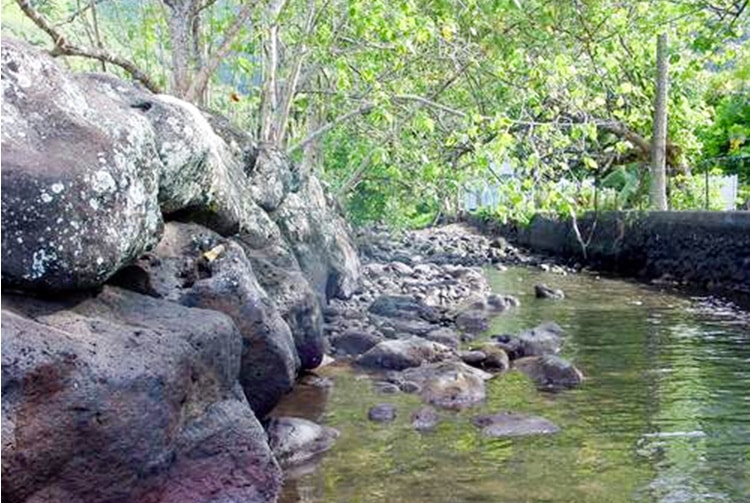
[470,211,750,298]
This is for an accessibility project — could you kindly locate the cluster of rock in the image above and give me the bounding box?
[1,38,358,503]
[318,225,583,436]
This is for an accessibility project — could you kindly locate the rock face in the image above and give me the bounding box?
[1,37,361,301]
[1,37,361,503]
[1,287,281,503]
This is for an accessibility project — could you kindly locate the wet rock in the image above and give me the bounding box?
[534,283,565,300]
[472,412,560,437]
[514,355,584,390]
[411,406,440,432]
[368,403,397,422]
[368,294,441,323]
[487,293,520,311]
[372,316,437,337]
[374,381,401,394]
[455,309,489,334]
[459,350,488,365]
[475,344,510,372]
[400,381,422,394]
[401,362,492,410]
[356,336,455,371]
[1,287,281,503]
[517,322,565,357]
[330,329,383,357]
[266,417,339,467]
[390,261,414,276]
[493,322,564,360]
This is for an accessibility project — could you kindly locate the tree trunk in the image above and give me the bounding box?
[164,0,200,99]
[650,32,669,210]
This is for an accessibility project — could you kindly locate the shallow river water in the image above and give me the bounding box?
[278,267,750,503]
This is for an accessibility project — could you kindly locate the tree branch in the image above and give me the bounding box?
[287,102,375,154]
[15,0,161,93]
[272,0,317,144]
[184,1,256,103]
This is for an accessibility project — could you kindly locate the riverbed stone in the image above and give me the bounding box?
[472,412,560,437]
[368,403,397,422]
[400,361,492,410]
[455,309,490,334]
[534,283,565,300]
[266,417,340,467]
[330,329,384,357]
[514,355,584,390]
[517,322,565,356]
[368,294,442,323]
[411,406,440,432]
[356,336,455,371]
[425,326,460,349]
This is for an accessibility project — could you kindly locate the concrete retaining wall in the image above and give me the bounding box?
[470,211,750,298]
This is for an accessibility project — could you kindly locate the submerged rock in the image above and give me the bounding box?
[518,322,565,357]
[400,361,492,410]
[356,336,455,371]
[514,355,584,390]
[470,344,510,372]
[368,403,397,422]
[472,412,560,437]
[534,283,565,300]
[266,417,340,467]
[411,406,440,432]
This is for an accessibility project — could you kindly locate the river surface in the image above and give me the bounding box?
[277,267,750,503]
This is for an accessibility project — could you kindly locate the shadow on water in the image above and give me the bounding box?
[277,267,750,503]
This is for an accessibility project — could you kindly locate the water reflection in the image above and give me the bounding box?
[276,267,750,503]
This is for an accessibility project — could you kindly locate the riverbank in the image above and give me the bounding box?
[277,244,750,503]
[466,211,750,306]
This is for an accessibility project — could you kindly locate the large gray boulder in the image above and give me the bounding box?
[1,287,281,503]
[1,38,163,291]
[1,38,361,301]
[273,176,361,301]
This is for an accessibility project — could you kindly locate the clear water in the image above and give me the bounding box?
[277,267,750,503]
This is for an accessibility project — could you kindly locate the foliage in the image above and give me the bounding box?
[3,0,749,226]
